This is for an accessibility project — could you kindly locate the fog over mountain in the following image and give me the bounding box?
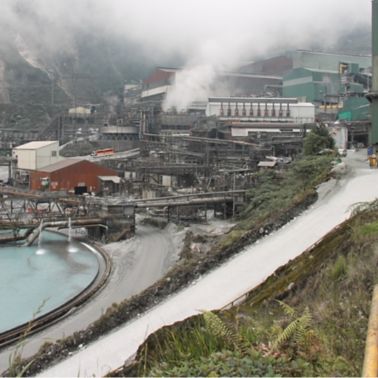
[1,0,371,64]
[0,0,372,125]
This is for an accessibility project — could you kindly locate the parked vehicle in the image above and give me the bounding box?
[91,148,114,157]
[338,148,347,157]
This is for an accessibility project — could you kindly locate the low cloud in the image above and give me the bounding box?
[0,0,372,107]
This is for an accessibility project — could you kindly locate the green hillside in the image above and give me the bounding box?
[120,201,378,377]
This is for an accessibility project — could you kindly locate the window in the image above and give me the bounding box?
[51,151,57,157]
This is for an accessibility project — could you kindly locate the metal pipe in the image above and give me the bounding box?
[362,285,378,377]
[25,218,103,246]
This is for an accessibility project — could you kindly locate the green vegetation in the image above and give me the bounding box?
[122,201,378,377]
[303,125,335,156]
[238,155,333,231]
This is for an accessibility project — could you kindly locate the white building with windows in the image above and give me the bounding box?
[12,141,61,170]
[206,97,315,139]
[206,97,315,124]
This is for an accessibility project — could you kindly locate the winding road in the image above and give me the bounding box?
[38,150,378,377]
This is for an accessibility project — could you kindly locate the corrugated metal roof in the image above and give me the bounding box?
[98,176,121,184]
[258,161,277,167]
[68,106,91,115]
[208,96,298,103]
[221,72,282,80]
[303,68,339,74]
[14,141,58,150]
[295,49,371,59]
[38,158,84,173]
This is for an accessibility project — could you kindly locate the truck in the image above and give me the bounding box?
[91,148,114,157]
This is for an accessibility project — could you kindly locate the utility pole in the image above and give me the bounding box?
[50,74,55,106]
[232,171,236,217]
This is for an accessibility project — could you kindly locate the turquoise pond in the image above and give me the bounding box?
[0,231,100,333]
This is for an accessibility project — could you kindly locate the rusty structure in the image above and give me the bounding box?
[0,186,135,243]
[0,181,247,242]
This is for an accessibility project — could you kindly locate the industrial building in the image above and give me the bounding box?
[201,96,315,154]
[138,67,284,136]
[141,67,178,103]
[141,67,282,105]
[240,50,371,121]
[11,140,62,186]
[240,50,371,76]
[99,124,139,150]
[12,140,61,171]
[283,68,341,104]
[29,159,119,194]
[338,96,370,122]
[68,105,96,120]
[206,97,315,124]
[283,66,370,103]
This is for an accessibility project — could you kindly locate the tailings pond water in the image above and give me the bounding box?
[0,231,101,334]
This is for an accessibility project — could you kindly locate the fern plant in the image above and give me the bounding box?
[271,302,313,353]
[202,311,250,355]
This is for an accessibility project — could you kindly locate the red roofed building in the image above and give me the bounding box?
[143,67,178,88]
[30,159,119,194]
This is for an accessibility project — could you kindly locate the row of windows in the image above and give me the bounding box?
[219,103,291,118]
[100,134,138,141]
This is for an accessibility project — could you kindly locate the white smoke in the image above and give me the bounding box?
[163,64,216,112]
[156,0,371,111]
[104,94,120,115]
[163,35,254,111]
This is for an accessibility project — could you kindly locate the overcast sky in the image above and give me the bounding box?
[0,0,372,109]
[0,0,372,64]
[108,0,372,62]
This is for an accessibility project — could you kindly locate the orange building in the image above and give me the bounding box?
[30,159,119,194]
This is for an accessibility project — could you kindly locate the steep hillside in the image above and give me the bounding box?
[0,33,156,130]
[0,39,69,130]
[120,201,378,377]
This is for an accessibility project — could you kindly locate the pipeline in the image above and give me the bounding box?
[25,218,104,246]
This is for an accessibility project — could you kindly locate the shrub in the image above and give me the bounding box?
[303,126,335,156]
